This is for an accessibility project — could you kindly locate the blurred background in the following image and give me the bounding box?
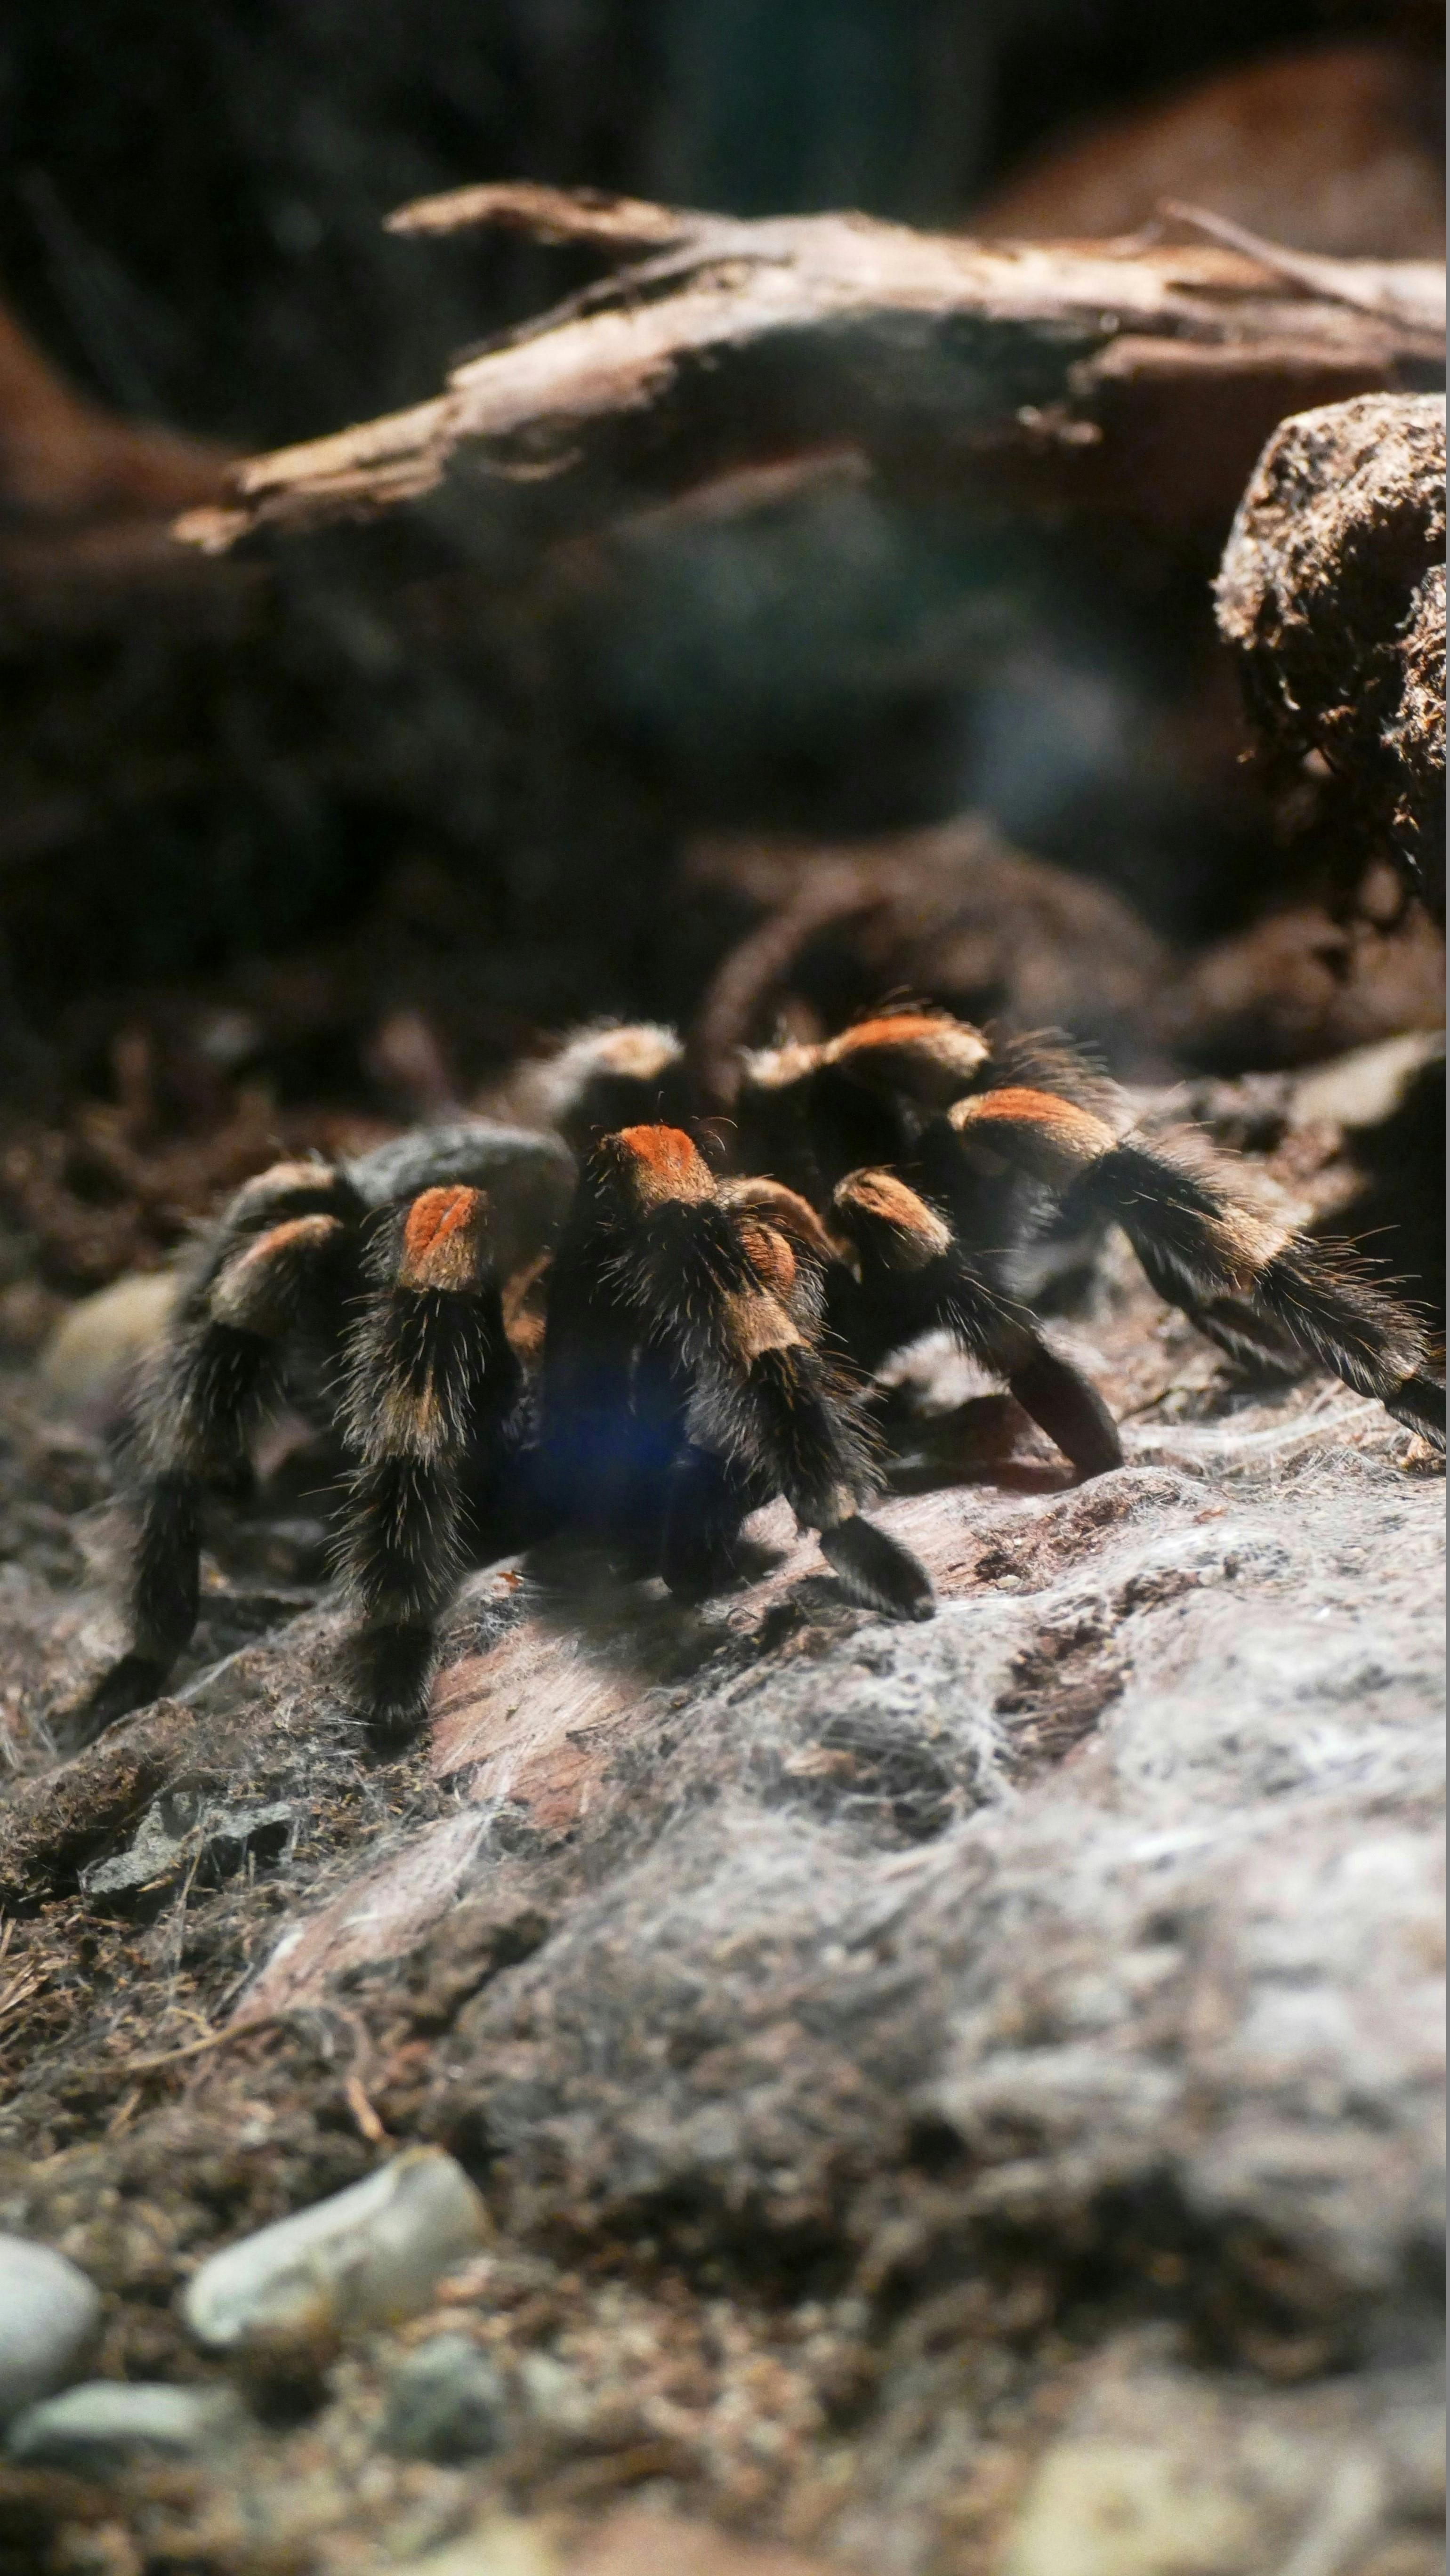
[0,0,1441,1317]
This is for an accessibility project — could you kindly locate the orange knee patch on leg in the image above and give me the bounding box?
[400,1187,487,1289]
[723,1285,803,1364]
[210,1214,342,1333]
[830,1011,982,1058]
[613,1124,714,1206]
[834,1170,952,1266]
[825,1013,989,1100]
[737,1219,798,1301]
[833,1012,954,1052]
[721,1178,838,1266]
[228,1160,349,1227]
[951,1088,1115,1182]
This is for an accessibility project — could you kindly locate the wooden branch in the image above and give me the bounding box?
[178,183,1444,559]
[1162,201,1446,337]
[385,180,701,252]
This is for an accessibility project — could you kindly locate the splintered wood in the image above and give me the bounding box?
[178,184,1444,557]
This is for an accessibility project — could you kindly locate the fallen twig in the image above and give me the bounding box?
[116,2010,291,2078]
[114,1997,388,2142]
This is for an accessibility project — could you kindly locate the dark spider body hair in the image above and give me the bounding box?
[88,1007,1444,1742]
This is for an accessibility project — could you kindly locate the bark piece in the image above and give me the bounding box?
[1166,203,1445,337]
[177,187,1443,559]
[1215,393,1447,918]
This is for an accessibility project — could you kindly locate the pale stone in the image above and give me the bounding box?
[0,2234,102,2425]
[6,2380,241,2475]
[182,2147,490,2359]
[380,2522,558,2576]
[40,1270,179,1413]
[1003,2439,1263,2576]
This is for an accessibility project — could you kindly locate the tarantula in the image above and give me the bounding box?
[89,1010,1445,1740]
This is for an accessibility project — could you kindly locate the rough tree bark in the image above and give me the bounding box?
[179,185,1444,557]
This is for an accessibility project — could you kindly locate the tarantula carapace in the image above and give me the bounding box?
[90,1010,1445,1739]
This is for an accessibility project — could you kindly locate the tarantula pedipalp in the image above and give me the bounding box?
[92,1009,1444,1741]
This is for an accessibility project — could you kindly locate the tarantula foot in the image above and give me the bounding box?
[820,1514,935,1621]
[1007,1346,1124,1481]
[659,1530,736,1604]
[1388,1371,1447,1450]
[657,1446,760,1603]
[72,1651,174,1745]
[345,1622,436,1742]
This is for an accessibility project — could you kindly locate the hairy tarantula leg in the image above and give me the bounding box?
[830,1169,1123,1480]
[656,1446,937,1625]
[83,1206,353,1739]
[819,1513,935,1620]
[536,1126,713,1549]
[573,1126,935,1620]
[727,1337,933,1619]
[949,1091,1447,1448]
[812,1013,991,1109]
[337,1185,521,1735]
[696,1264,937,1620]
[1004,1345,1124,1478]
[1179,1293,1304,1381]
[1252,1244,1445,1445]
[658,1445,767,1601]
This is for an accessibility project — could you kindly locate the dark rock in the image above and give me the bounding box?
[680,818,1177,1084]
[78,1791,296,1913]
[418,1439,1442,2375]
[0,1699,199,1909]
[1216,393,1447,918]
[379,2333,509,2463]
